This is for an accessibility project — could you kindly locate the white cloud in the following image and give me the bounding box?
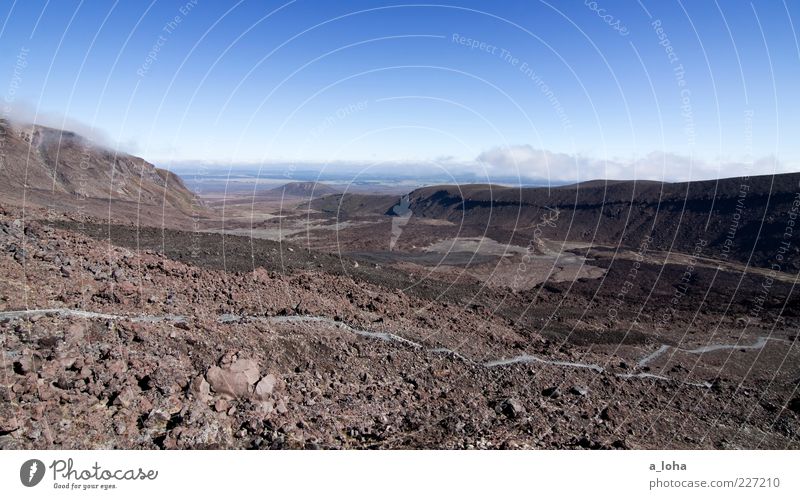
[475,145,794,182]
[1,101,128,151]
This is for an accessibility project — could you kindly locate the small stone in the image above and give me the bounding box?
[214,399,229,412]
[253,374,278,401]
[107,359,127,376]
[570,385,589,396]
[542,387,560,399]
[114,421,127,435]
[54,376,73,390]
[497,398,525,419]
[138,397,153,414]
[37,383,55,401]
[29,403,45,421]
[145,409,170,430]
[189,375,211,403]
[0,415,20,433]
[132,327,150,343]
[65,324,84,343]
[117,281,136,296]
[113,387,137,408]
[14,355,40,374]
[256,400,275,415]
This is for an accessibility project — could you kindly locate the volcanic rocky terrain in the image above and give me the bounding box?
[1,124,799,450]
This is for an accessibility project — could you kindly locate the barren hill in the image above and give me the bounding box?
[0,119,201,226]
[271,181,340,199]
[310,192,400,217]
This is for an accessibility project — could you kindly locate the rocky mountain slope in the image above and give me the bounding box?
[0,119,201,226]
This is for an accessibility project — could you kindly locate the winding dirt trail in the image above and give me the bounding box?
[4,307,784,389]
[635,337,789,368]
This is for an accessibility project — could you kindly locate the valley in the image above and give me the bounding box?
[1,122,799,449]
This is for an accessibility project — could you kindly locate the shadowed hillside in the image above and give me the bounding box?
[318,174,800,270]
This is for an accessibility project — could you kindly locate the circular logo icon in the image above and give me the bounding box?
[20,459,45,487]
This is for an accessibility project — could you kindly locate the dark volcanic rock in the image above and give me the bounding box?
[496,398,526,419]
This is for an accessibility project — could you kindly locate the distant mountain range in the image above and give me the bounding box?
[166,163,545,186]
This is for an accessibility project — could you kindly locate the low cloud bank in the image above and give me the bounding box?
[1,102,123,151]
[475,145,792,183]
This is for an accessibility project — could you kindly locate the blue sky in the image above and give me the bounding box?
[1,0,798,181]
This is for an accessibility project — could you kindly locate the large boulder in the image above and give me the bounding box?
[206,359,260,399]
